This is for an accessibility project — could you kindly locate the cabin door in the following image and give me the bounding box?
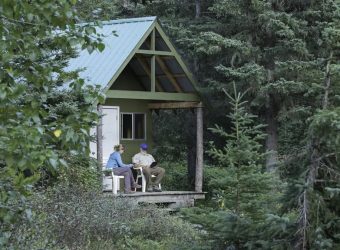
[90,106,120,164]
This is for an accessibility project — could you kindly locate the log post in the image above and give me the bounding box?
[195,104,203,192]
[97,105,103,169]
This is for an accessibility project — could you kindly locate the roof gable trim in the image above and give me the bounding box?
[103,18,157,92]
[101,16,157,26]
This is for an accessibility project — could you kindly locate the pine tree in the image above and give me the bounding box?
[281,1,340,248]
[183,85,278,249]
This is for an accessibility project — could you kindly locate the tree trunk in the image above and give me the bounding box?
[195,0,201,19]
[297,51,334,249]
[322,51,333,109]
[265,69,278,171]
[97,105,103,170]
[265,99,278,171]
[297,139,319,250]
[123,0,129,8]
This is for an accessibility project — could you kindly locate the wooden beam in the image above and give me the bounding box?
[151,55,155,92]
[195,105,203,192]
[135,56,164,92]
[156,56,182,92]
[106,90,200,101]
[97,105,103,168]
[136,49,174,56]
[157,73,186,78]
[148,102,203,109]
[138,53,176,60]
[138,55,174,60]
[151,29,155,50]
[151,29,156,92]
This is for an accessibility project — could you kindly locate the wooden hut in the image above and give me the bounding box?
[66,17,204,206]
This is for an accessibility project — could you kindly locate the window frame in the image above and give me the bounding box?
[120,112,146,140]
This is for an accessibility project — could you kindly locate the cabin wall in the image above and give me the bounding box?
[111,67,147,91]
[104,98,153,163]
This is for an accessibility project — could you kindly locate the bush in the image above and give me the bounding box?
[161,162,191,191]
[160,162,227,195]
[8,185,203,249]
[56,154,101,192]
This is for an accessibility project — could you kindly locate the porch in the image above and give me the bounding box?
[104,191,206,209]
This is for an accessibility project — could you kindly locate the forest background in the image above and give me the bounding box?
[1,0,339,249]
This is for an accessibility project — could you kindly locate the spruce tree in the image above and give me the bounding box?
[281,1,340,248]
[183,85,278,249]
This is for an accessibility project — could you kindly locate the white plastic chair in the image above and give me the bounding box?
[111,171,125,195]
[134,167,161,192]
[102,168,124,194]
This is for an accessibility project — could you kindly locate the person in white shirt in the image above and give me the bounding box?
[132,143,165,192]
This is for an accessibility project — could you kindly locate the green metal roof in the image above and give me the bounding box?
[65,16,157,90]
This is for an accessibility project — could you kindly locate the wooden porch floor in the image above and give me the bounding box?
[105,191,205,209]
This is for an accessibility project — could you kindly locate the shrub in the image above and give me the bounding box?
[56,154,101,192]
[161,162,191,191]
[160,162,227,196]
[8,185,202,249]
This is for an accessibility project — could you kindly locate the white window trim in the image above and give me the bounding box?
[120,112,146,140]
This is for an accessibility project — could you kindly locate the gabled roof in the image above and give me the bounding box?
[65,16,200,98]
[65,16,156,90]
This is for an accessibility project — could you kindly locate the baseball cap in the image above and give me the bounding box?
[140,143,148,150]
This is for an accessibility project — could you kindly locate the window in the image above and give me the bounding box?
[122,113,133,139]
[121,113,146,140]
[134,114,145,139]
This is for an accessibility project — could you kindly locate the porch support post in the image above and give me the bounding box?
[97,105,103,168]
[195,104,203,192]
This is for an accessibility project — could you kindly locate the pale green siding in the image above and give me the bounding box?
[104,98,153,163]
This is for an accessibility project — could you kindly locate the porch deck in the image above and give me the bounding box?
[106,191,206,209]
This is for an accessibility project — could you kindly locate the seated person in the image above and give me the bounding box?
[132,143,165,192]
[106,144,141,194]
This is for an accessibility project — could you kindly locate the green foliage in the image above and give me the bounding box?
[1,0,339,248]
[309,107,340,155]
[151,110,191,163]
[160,162,191,191]
[208,86,274,214]
[182,85,283,248]
[292,107,340,249]
[7,186,202,250]
[135,0,340,247]
[75,0,122,21]
[56,154,101,191]
[0,0,105,245]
